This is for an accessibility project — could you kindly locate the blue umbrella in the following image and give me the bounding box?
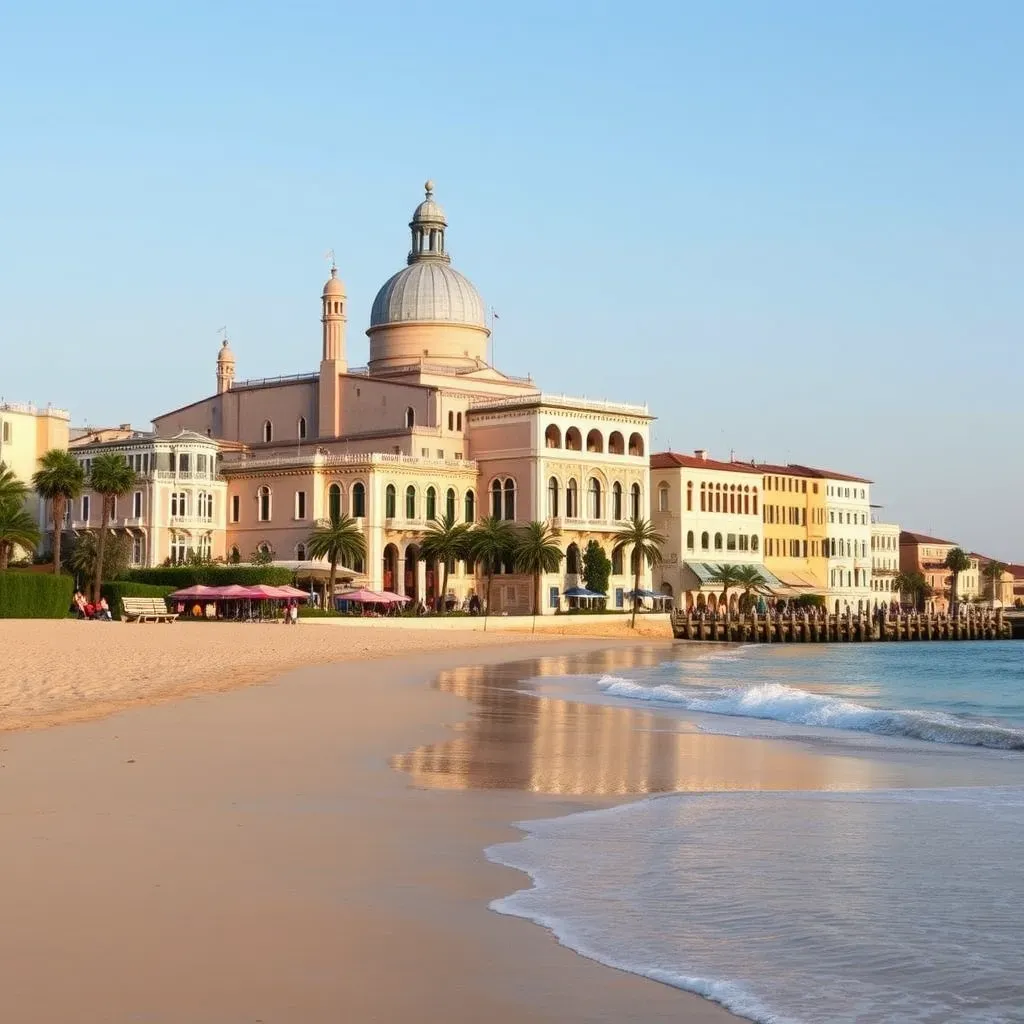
[564,586,605,598]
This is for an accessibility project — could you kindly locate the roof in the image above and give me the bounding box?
[651,451,761,475]
[900,530,956,546]
[783,464,873,484]
[369,261,485,329]
[1007,564,1024,580]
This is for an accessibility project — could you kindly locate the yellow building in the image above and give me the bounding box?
[758,463,827,597]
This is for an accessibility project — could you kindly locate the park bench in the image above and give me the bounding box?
[121,597,179,623]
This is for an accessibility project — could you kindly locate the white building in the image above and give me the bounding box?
[814,468,873,613]
[870,520,901,609]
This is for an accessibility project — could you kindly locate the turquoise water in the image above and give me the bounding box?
[488,643,1024,1023]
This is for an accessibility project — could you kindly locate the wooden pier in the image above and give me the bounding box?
[670,608,1012,643]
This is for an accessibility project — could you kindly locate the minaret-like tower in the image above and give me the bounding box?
[408,179,449,264]
[216,338,235,394]
[318,263,347,438]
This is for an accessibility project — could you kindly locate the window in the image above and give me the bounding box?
[446,487,456,520]
[586,429,603,453]
[549,586,560,609]
[608,431,624,455]
[738,535,748,551]
[170,537,187,565]
[547,477,560,518]
[545,424,562,448]
[565,427,582,451]
[587,478,602,519]
[566,543,581,574]
[298,416,307,440]
[352,482,365,517]
[491,479,502,518]
[257,542,273,561]
[714,532,723,550]
[456,412,462,430]
[628,432,644,457]
[615,587,624,609]
[425,486,436,521]
[752,490,758,515]
[198,492,213,519]
[262,420,273,444]
[686,530,694,550]
[229,545,240,563]
[405,407,415,428]
[436,449,444,460]
[405,485,416,519]
[686,481,693,511]
[658,484,669,512]
[131,535,145,565]
[81,495,90,521]
[461,488,474,523]
[257,486,271,522]
[1,421,9,443]
[231,495,240,522]
[751,535,759,551]
[132,491,142,518]
[700,484,706,512]
[727,533,737,551]
[295,491,307,520]
[701,531,709,550]
[296,542,307,560]
[504,479,516,521]
[448,411,454,431]
[566,479,578,518]
[612,547,624,574]
[385,484,396,518]
[612,482,622,520]
[170,492,187,518]
[327,483,342,520]
[630,483,641,519]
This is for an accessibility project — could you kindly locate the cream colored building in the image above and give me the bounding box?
[818,468,873,613]
[0,401,70,558]
[148,182,652,611]
[870,520,901,609]
[69,430,227,567]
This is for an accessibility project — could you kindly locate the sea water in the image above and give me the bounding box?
[488,643,1024,1023]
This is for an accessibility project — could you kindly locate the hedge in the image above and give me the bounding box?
[0,571,75,618]
[100,582,177,621]
[119,566,294,587]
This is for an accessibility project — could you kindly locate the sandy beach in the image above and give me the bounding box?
[0,632,743,1023]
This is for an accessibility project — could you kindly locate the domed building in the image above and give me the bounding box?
[148,183,654,612]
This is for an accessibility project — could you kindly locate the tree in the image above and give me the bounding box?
[0,502,41,570]
[419,512,468,612]
[981,559,1008,608]
[581,540,611,600]
[706,564,746,614]
[0,462,29,509]
[306,513,366,604]
[894,571,931,611]
[250,546,274,566]
[66,531,131,585]
[465,516,516,629]
[32,449,85,574]
[943,547,971,613]
[612,516,665,629]
[87,452,137,601]
[513,521,564,627]
[733,564,768,612]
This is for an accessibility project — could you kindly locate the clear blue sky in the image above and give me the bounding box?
[1,1,1021,559]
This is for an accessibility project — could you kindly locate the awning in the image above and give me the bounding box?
[771,571,818,591]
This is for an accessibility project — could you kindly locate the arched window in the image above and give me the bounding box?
[686,481,693,511]
[587,477,602,518]
[701,531,709,550]
[296,542,307,560]
[257,486,271,522]
[743,492,750,514]
[464,489,475,522]
[565,427,582,451]
[630,483,641,519]
[446,487,456,520]
[262,420,273,444]
[686,530,695,550]
[257,541,273,560]
[700,483,707,512]
[752,489,758,515]
[547,477,560,518]
[611,547,623,574]
[298,416,307,440]
[751,535,759,551]
[405,485,417,519]
[425,486,437,521]
[608,431,624,455]
[714,487,721,513]
[545,424,562,448]
[714,532,723,550]
[503,479,515,521]
[566,543,581,575]
[586,429,603,453]
[328,483,341,520]
[566,479,579,519]
[612,482,622,520]
[385,484,396,518]
[491,479,502,518]
[448,411,454,430]
[628,432,644,457]
[456,412,462,430]
[352,482,365,518]
[229,545,240,563]
[658,483,669,512]
[405,407,415,428]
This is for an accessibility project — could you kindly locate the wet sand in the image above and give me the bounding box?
[0,639,744,1023]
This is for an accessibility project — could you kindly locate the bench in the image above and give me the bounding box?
[121,597,179,623]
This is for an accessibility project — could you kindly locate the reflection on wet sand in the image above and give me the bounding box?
[391,647,927,795]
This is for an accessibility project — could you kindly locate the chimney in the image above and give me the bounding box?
[694,449,708,461]
[119,423,131,430]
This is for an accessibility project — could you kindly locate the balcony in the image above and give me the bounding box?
[169,514,215,526]
[550,516,624,533]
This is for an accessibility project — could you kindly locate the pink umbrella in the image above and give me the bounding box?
[216,584,257,599]
[275,585,310,600]
[247,584,291,600]
[336,588,384,603]
[375,591,411,603]
[168,584,221,600]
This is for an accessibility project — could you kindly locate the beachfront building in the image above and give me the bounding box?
[0,401,70,558]
[759,464,827,601]
[68,430,228,567]
[650,450,768,611]
[972,553,1015,609]
[899,531,958,612]
[818,468,873,613]
[870,520,902,609]
[150,182,652,611]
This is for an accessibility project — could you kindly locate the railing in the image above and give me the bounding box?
[550,516,624,531]
[155,470,217,481]
[170,514,215,525]
[232,372,318,389]
[469,392,649,415]
[353,362,534,385]
[0,401,71,418]
[222,451,477,473]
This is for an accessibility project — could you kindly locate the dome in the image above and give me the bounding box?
[411,179,447,225]
[370,262,485,328]
[322,266,345,297]
[217,339,235,363]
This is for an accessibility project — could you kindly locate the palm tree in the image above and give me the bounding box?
[419,512,468,612]
[0,462,29,508]
[88,452,137,600]
[32,449,85,574]
[943,547,971,614]
[733,564,768,613]
[0,501,41,570]
[981,559,1008,608]
[465,516,516,629]
[612,516,665,629]
[894,570,931,611]
[706,564,746,616]
[513,521,564,629]
[306,513,367,607]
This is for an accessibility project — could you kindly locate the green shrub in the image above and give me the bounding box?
[0,571,75,618]
[120,566,294,587]
[795,594,826,609]
[100,581,176,621]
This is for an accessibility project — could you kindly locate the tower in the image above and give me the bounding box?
[216,338,235,394]
[318,264,347,438]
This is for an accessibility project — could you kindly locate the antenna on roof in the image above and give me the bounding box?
[325,249,337,271]
[216,326,228,342]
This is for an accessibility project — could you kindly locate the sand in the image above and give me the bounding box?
[0,639,739,1023]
